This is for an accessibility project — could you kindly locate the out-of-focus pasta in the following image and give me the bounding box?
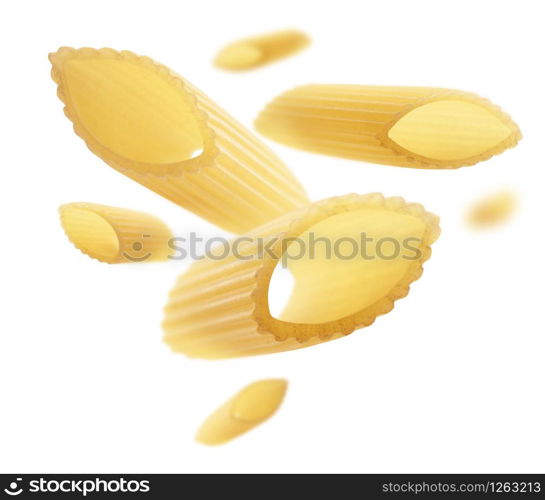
[214,30,310,70]
[196,379,288,445]
[467,191,517,227]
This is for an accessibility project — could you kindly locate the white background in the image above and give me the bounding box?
[1,0,543,473]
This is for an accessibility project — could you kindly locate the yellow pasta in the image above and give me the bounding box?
[214,30,310,71]
[255,85,521,169]
[163,193,440,359]
[49,47,308,234]
[59,202,173,264]
[467,190,517,227]
[196,379,287,446]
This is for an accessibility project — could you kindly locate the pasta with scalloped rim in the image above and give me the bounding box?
[163,193,440,358]
[49,47,308,234]
[255,84,521,169]
[59,202,173,264]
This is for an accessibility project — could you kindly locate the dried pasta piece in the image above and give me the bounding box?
[163,193,440,359]
[49,47,308,234]
[59,202,173,264]
[467,190,517,227]
[214,29,310,71]
[196,379,287,446]
[255,85,521,169]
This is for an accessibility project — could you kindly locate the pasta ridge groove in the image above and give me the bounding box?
[59,202,173,264]
[255,84,521,169]
[163,193,440,358]
[49,47,309,233]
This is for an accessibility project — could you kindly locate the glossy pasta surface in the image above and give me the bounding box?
[50,47,308,233]
[59,202,172,264]
[255,85,521,169]
[163,193,440,358]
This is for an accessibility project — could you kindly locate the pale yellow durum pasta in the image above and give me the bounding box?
[163,193,440,359]
[467,190,517,227]
[49,47,308,234]
[59,202,172,264]
[214,30,310,71]
[196,379,288,445]
[255,85,522,169]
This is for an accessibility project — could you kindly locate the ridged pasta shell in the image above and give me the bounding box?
[163,193,440,358]
[49,47,309,233]
[255,84,521,169]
